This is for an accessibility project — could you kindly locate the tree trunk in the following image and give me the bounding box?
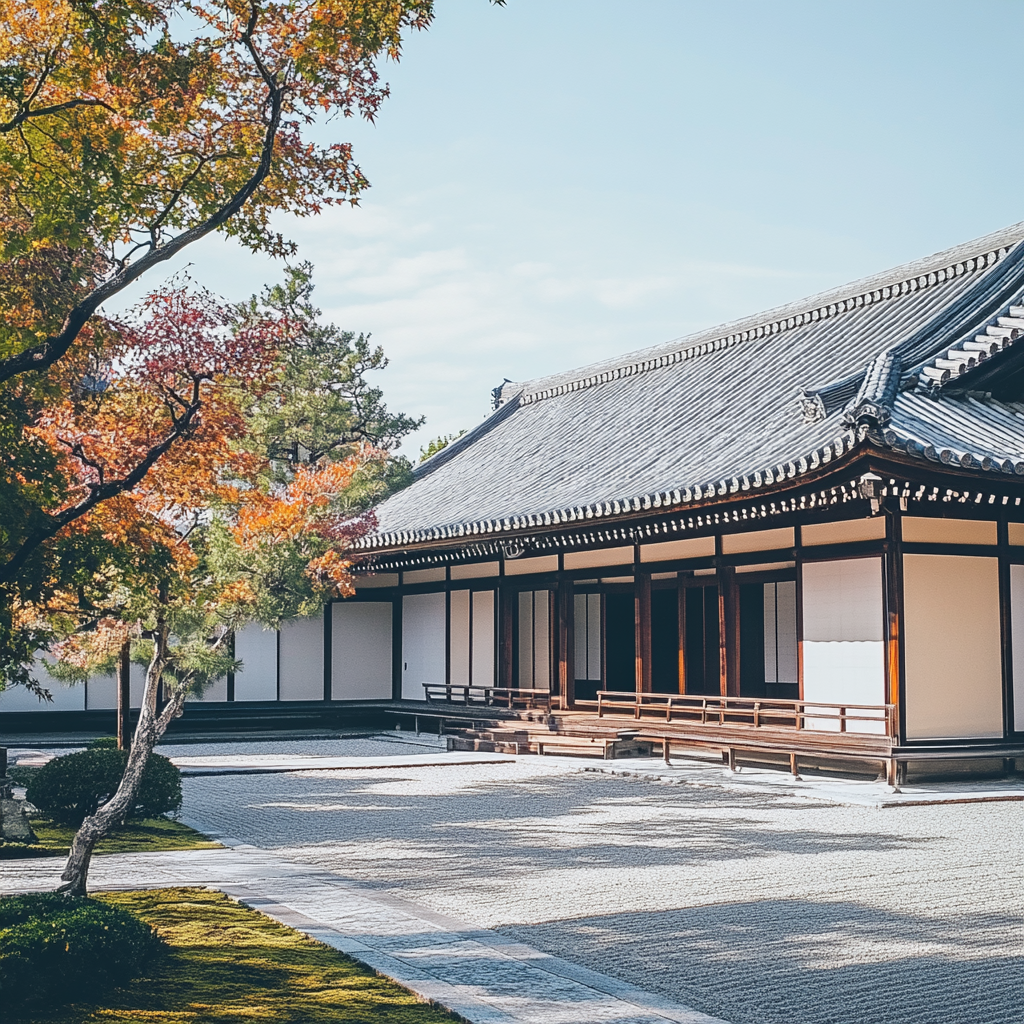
[60,629,185,895]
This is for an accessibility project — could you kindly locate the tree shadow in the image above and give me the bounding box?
[500,898,1024,1024]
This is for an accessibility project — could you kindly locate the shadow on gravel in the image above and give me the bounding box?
[499,899,1024,1024]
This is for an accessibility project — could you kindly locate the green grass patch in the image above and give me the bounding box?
[8,887,460,1023]
[0,817,220,859]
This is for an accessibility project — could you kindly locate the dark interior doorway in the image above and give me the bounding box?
[651,588,679,693]
[738,582,766,698]
[604,592,634,691]
[684,585,720,695]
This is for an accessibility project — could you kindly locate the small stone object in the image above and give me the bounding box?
[0,797,36,843]
[0,747,37,842]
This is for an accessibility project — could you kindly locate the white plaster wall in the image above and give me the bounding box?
[402,592,446,700]
[450,590,471,687]
[904,554,1002,740]
[472,590,496,687]
[278,616,324,701]
[0,659,86,712]
[802,558,885,732]
[233,623,279,702]
[85,673,117,710]
[332,601,392,700]
[187,675,228,703]
[1012,564,1024,734]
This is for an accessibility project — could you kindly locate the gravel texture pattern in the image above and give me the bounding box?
[180,746,1023,1024]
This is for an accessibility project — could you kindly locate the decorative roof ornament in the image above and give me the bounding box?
[799,390,826,423]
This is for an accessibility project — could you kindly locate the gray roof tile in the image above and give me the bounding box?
[369,222,1024,549]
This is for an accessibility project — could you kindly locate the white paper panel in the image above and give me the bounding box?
[534,592,551,689]
[1012,564,1024,733]
[519,592,535,688]
[233,624,279,701]
[279,616,324,701]
[587,594,601,681]
[574,594,588,677]
[472,590,495,686]
[802,558,883,642]
[763,583,777,684]
[332,602,392,700]
[777,580,798,682]
[402,592,446,700]
[904,554,1002,740]
[803,641,886,732]
[450,590,471,686]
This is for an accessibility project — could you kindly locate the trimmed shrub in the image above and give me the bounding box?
[25,749,182,827]
[88,736,119,749]
[0,892,162,1010]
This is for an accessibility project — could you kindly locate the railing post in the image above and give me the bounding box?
[840,706,846,733]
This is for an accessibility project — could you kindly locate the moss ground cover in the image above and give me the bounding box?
[0,817,220,859]
[8,888,460,1023]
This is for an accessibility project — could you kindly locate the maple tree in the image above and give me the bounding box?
[27,276,403,893]
[0,0,436,686]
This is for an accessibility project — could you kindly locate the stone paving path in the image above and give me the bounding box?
[0,844,726,1024]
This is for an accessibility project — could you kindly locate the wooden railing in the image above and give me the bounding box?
[422,684,551,710]
[591,690,897,737]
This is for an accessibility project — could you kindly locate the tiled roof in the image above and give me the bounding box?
[365,222,1024,550]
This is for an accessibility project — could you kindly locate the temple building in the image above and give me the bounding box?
[7,222,1024,781]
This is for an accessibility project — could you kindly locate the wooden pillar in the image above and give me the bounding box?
[499,585,514,691]
[884,509,905,741]
[997,518,1014,739]
[557,580,575,708]
[718,565,740,697]
[677,579,687,694]
[635,572,652,693]
[116,641,131,750]
[391,595,403,701]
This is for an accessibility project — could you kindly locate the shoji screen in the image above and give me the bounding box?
[402,592,446,700]
[518,590,551,689]
[802,558,885,731]
[449,590,471,686]
[233,623,279,701]
[574,593,601,683]
[332,601,393,700]
[471,590,496,687]
[763,580,798,687]
[904,554,1002,740]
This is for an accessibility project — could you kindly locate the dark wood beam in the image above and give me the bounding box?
[557,580,575,709]
[718,565,740,697]
[635,572,652,693]
[116,641,131,751]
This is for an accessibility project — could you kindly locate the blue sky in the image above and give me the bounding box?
[122,0,1024,457]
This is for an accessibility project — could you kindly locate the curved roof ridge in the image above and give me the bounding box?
[515,220,1024,407]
